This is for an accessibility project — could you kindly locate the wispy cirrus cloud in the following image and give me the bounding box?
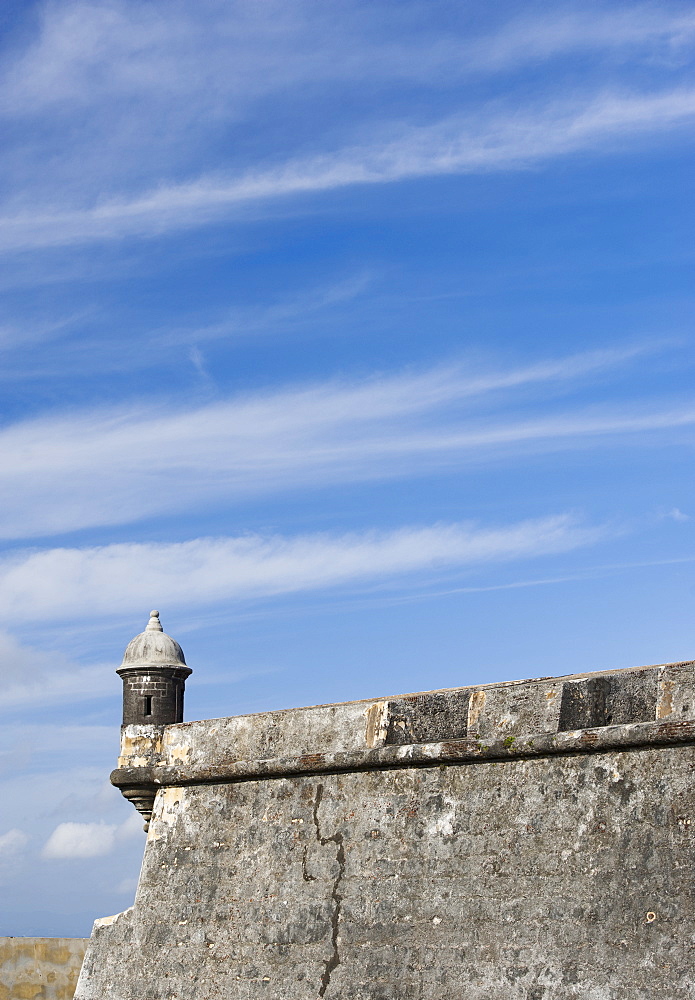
[155,271,375,348]
[0,514,607,626]
[1,2,693,255]
[4,2,691,117]
[2,87,695,251]
[465,7,695,71]
[0,273,372,377]
[0,628,112,711]
[0,346,674,539]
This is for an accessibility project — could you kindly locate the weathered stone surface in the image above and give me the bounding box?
[114,661,695,778]
[79,748,695,999]
[467,676,562,738]
[657,661,695,720]
[384,690,470,744]
[0,937,88,999]
[77,659,695,999]
[558,670,658,731]
[110,718,695,791]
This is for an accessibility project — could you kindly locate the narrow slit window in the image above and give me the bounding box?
[144,695,153,717]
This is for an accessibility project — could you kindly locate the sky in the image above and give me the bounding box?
[0,0,694,937]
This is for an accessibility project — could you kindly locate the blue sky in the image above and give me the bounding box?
[0,0,694,936]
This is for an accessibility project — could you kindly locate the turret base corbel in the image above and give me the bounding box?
[119,785,157,832]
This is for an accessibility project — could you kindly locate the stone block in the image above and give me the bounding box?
[558,668,658,730]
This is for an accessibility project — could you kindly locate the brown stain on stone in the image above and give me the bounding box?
[657,678,674,719]
[299,753,326,767]
[364,702,389,748]
[0,939,87,1000]
[117,726,163,768]
[467,690,486,732]
[165,743,191,764]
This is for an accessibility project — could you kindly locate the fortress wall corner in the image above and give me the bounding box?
[77,659,695,999]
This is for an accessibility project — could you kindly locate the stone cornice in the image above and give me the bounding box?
[113,658,695,826]
[112,717,695,793]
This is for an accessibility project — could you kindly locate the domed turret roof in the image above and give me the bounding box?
[119,611,187,669]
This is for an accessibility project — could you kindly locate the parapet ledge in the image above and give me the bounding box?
[113,659,695,792]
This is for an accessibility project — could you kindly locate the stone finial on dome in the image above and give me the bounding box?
[146,610,163,632]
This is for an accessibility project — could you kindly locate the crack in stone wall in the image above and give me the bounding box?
[312,784,345,998]
[79,660,695,999]
[301,844,315,883]
[76,752,695,998]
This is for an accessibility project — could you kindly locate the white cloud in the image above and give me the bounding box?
[466,7,695,71]
[665,507,690,522]
[0,736,141,850]
[116,876,139,895]
[0,662,113,711]
[0,514,607,625]
[0,347,682,540]
[0,723,115,767]
[0,828,29,884]
[156,271,375,348]
[0,629,113,709]
[0,311,92,353]
[0,1,692,257]
[1,87,695,250]
[116,811,147,840]
[0,828,29,856]
[41,812,147,860]
[4,2,690,117]
[42,821,117,859]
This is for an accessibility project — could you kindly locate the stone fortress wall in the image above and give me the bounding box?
[0,938,88,1000]
[74,638,695,1000]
